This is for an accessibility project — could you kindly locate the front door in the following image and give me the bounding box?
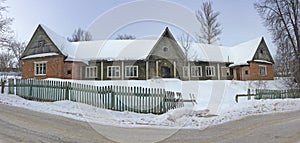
[161,66,171,78]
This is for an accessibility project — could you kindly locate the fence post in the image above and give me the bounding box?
[111,85,115,110]
[29,79,33,97]
[1,79,5,94]
[8,79,14,94]
[161,89,166,113]
[247,89,251,100]
[65,82,70,100]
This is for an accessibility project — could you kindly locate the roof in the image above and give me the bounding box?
[38,24,158,62]
[22,53,59,60]
[228,37,263,66]
[186,37,264,65]
[40,24,77,57]
[186,43,230,62]
[28,24,269,66]
[70,40,157,61]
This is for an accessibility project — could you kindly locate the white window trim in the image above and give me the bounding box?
[125,66,138,78]
[259,65,267,76]
[34,61,47,76]
[182,66,189,78]
[107,66,120,78]
[191,66,202,77]
[205,66,216,77]
[85,66,98,78]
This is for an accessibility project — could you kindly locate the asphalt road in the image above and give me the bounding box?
[1,103,300,143]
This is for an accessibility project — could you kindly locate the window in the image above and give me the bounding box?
[191,66,202,77]
[245,70,249,75]
[125,66,138,78]
[260,49,264,54]
[182,66,189,77]
[67,70,72,75]
[38,40,45,48]
[163,46,168,52]
[206,66,215,77]
[107,66,120,78]
[221,67,230,77]
[259,65,267,76]
[34,61,47,76]
[85,66,97,78]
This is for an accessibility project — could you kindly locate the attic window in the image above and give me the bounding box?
[163,47,168,52]
[38,40,45,48]
[260,49,264,54]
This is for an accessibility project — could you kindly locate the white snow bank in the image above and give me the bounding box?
[1,79,299,129]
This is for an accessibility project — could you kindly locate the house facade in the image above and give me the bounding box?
[21,24,274,81]
[229,37,275,80]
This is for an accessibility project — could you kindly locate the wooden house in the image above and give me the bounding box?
[21,24,274,80]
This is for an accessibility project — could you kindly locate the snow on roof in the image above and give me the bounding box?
[186,43,231,62]
[40,24,158,62]
[69,40,157,61]
[39,24,264,65]
[253,59,273,64]
[185,37,263,64]
[22,53,59,60]
[40,24,77,57]
[228,37,263,66]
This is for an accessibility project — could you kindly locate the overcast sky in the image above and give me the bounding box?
[5,0,275,55]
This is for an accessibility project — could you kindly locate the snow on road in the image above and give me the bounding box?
[1,79,300,129]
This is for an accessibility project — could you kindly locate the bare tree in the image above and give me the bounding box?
[178,33,192,64]
[196,1,222,44]
[115,34,136,40]
[255,0,300,86]
[67,28,92,42]
[0,51,14,72]
[0,0,13,47]
[8,40,26,71]
[274,37,294,77]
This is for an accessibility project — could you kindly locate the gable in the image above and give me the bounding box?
[21,25,63,59]
[147,27,185,60]
[252,38,274,63]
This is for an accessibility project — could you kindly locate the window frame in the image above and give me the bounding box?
[191,66,202,77]
[259,65,267,76]
[182,66,189,78]
[205,66,216,77]
[245,70,249,75]
[85,66,98,78]
[125,66,138,78]
[34,61,47,76]
[107,66,120,78]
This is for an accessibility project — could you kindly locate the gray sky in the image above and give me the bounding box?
[6,0,275,54]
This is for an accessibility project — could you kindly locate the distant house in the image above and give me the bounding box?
[21,24,274,80]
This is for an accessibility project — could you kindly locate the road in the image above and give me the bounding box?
[1,103,300,143]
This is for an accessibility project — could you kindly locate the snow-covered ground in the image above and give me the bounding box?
[1,79,300,129]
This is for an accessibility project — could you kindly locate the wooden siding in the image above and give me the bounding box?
[253,39,274,63]
[21,25,62,58]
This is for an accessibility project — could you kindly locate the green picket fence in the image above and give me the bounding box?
[255,89,300,100]
[8,79,183,114]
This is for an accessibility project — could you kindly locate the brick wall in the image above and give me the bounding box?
[22,56,65,79]
[249,62,274,80]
